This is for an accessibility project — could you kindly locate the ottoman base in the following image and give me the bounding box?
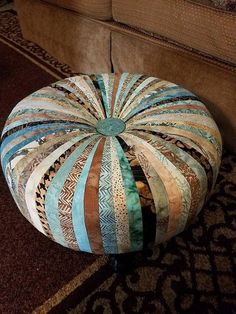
[109,253,136,273]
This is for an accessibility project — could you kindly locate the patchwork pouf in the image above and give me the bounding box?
[1,73,222,255]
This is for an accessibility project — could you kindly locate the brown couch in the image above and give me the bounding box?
[15,0,236,153]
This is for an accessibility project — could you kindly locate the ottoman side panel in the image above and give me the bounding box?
[111,32,236,153]
[15,0,112,74]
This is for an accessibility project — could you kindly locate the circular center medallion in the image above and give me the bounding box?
[96,118,126,136]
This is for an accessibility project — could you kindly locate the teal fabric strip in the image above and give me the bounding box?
[71,139,101,253]
[98,138,118,254]
[114,137,143,251]
[152,108,210,117]
[96,74,110,118]
[44,134,98,248]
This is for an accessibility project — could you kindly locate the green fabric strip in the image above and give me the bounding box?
[96,74,110,118]
[114,137,143,251]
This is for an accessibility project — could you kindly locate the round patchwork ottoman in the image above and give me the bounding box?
[1,73,222,258]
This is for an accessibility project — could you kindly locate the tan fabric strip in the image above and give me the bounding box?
[110,73,121,117]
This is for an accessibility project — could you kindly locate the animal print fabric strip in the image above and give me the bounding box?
[0,73,222,254]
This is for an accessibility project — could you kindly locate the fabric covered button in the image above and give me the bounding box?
[96,118,126,136]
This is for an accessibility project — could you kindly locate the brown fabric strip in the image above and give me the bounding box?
[84,138,106,254]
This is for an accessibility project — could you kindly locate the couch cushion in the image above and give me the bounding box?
[43,0,112,20]
[112,0,236,65]
[111,32,236,153]
[16,0,112,73]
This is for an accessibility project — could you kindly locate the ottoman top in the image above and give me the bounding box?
[1,73,222,254]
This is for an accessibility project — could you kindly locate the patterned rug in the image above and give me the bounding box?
[0,11,236,314]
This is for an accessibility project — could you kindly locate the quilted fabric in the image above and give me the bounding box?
[112,0,236,65]
[0,74,222,254]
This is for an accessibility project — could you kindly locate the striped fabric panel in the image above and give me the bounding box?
[0,73,222,254]
[98,137,118,254]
